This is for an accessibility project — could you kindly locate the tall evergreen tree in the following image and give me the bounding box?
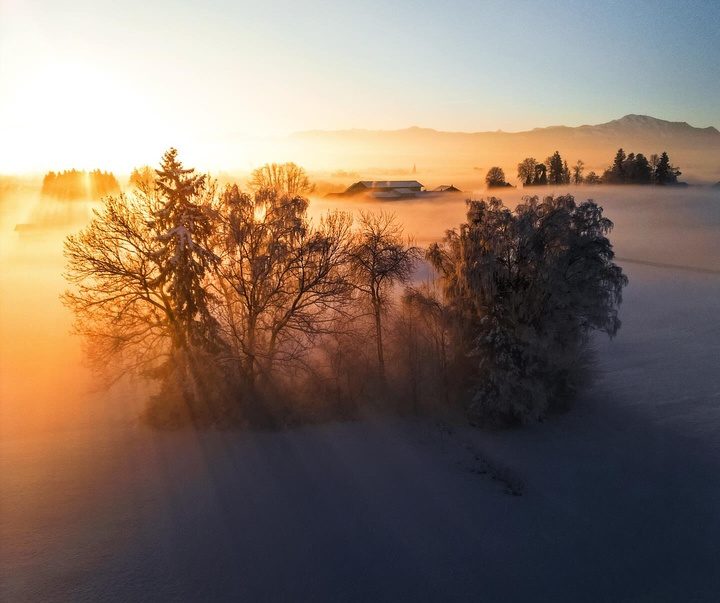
[654,151,680,185]
[634,153,652,183]
[547,151,565,185]
[150,148,220,353]
[609,148,627,183]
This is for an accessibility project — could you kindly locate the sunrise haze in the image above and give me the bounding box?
[1,0,719,173]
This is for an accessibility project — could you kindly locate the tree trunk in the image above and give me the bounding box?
[372,298,385,383]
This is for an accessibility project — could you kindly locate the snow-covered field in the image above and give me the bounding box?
[1,187,719,602]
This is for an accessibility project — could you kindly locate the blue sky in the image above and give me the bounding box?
[1,0,718,171]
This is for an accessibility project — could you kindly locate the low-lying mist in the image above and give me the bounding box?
[2,180,718,438]
[310,185,720,271]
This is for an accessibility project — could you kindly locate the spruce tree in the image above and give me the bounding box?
[151,148,220,353]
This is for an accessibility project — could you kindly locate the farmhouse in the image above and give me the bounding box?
[341,180,424,199]
[327,180,462,200]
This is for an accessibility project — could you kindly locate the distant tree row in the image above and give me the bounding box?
[510,149,682,187]
[602,149,681,185]
[42,169,120,200]
[488,152,582,189]
[515,152,575,186]
[64,150,627,429]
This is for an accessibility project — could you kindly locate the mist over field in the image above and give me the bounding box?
[3,0,720,595]
[1,177,720,600]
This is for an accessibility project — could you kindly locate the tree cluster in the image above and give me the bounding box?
[515,148,682,187]
[427,195,627,425]
[64,150,420,427]
[602,149,681,185]
[517,152,575,187]
[64,150,627,429]
[42,169,120,200]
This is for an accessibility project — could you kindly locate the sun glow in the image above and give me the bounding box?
[1,60,168,173]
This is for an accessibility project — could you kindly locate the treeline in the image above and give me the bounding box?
[487,152,583,188]
[600,149,681,185]
[42,169,120,199]
[501,149,682,188]
[63,150,627,429]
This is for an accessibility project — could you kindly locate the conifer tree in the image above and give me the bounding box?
[654,151,681,185]
[150,148,220,354]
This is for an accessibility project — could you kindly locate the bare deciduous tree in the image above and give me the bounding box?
[349,211,420,381]
[64,149,221,407]
[64,192,171,384]
[214,184,353,389]
[517,158,538,186]
[572,160,585,185]
[248,162,315,196]
[128,165,155,193]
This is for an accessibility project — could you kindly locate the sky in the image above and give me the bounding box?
[1,0,719,173]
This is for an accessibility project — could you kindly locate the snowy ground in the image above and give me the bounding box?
[1,188,719,602]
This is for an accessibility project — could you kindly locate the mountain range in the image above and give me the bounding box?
[288,115,720,182]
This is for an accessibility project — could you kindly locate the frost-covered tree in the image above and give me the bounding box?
[214,185,353,388]
[150,148,220,354]
[427,195,627,426]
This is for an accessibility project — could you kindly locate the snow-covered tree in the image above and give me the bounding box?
[150,148,220,354]
[427,195,627,426]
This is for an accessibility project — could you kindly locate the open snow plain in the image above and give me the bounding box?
[1,186,719,602]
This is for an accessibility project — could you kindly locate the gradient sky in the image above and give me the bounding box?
[1,0,719,172]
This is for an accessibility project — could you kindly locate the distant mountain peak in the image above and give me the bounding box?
[597,114,710,134]
[294,115,719,139]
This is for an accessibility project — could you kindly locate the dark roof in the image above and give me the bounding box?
[431,185,462,193]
